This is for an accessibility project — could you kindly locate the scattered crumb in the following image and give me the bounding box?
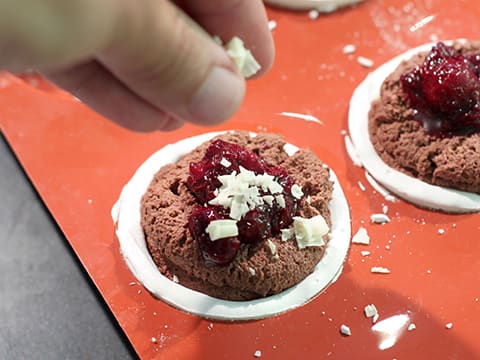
[208,323,214,331]
[342,44,356,54]
[151,337,157,344]
[364,304,378,318]
[281,228,294,241]
[358,181,366,192]
[129,281,136,286]
[220,157,231,168]
[268,20,277,31]
[373,313,379,323]
[370,213,391,224]
[352,227,370,245]
[385,245,391,250]
[357,56,374,68]
[267,239,277,255]
[87,199,93,204]
[371,266,391,274]
[382,205,389,214]
[426,269,432,274]
[445,323,453,329]
[137,289,142,295]
[254,350,262,358]
[340,324,352,336]
[172,274,179,283]
[248,267,256,276]
[385,194,396,202]
[408,323,416,331]
[360,250,371,257]
[308,9,319,20]
[438,228,445,235]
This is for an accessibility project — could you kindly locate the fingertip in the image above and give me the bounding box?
[187,66,246,126]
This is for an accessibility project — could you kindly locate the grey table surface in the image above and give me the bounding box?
[0,134,136,360]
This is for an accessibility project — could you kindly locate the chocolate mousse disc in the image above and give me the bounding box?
[368,41,480,194]
[141,131,333,301]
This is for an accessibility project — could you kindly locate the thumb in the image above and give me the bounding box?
[97,0,246,126]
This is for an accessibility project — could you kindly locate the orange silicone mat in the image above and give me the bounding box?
[1,1,479,358]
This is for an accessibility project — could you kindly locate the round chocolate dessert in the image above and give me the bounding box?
[141,131,333,301]
[349,39,480,212]
[369,41,480,194]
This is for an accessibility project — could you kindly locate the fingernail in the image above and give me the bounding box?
[188,67,245,125]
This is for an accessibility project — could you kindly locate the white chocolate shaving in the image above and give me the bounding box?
[225,37,261,78]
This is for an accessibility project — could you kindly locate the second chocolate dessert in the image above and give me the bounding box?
[368,41,480,194]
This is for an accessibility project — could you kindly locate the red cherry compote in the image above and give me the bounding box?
[187,140,299,266]
[400,42,480,136]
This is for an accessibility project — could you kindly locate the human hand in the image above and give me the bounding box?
[0,0,274,131]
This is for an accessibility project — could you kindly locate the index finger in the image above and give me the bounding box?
[178,0,275,76]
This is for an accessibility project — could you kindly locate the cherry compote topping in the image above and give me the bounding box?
[188,205,240,266]
[187,140,299,266]
[400,42,480,136]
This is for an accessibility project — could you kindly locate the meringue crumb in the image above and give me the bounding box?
[268,20,277,31]
[172,274,179,283]
[254,350,262,358]
[364,304,378,318]
[352,227,370,245]
[151,337,157,343]
[342,44,356,54]
[408,323,416,331]
[371,266,391,274]
[357,56,374,68]
[358,181,366,192]
[340,324,352,336]
[370,213,391,224]
[438,228,445,235]
[281,228,294,241]
[445,323,453,329]
[248,267,256,276]
[220,157,231,168]
[267,239,277,255]
[308,9,319,19]
[360,250,371,256]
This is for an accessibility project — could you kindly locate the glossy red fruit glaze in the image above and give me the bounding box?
[187,140,299,265]
[401,42,480,136]
[188,205,241,266]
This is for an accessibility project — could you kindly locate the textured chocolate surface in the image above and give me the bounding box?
[368,42,480,194]
[141,132,333,300]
